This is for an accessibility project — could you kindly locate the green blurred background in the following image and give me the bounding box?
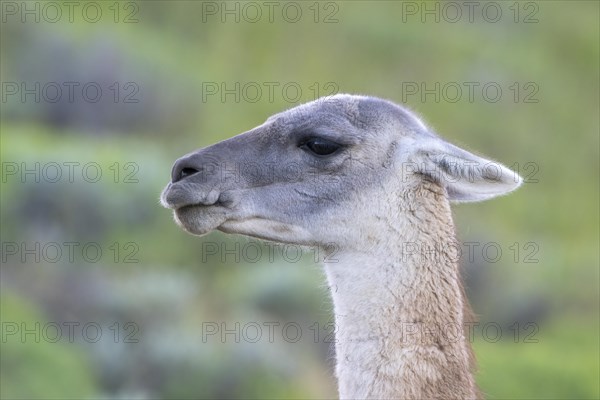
[1,1,598,399]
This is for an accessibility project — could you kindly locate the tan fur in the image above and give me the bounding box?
[325,180,479,399]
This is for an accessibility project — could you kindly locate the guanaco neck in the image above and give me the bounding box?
[323,183,478,400]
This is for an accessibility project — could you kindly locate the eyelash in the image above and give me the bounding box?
[299,137,343,156]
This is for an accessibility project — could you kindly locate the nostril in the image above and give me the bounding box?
[180,167,199,180]
[173,167,199,183]
[172,160,201,183]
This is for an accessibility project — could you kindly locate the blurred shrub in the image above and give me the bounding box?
[0,294,96,399]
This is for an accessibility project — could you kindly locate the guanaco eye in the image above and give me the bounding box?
[300,138,342,156]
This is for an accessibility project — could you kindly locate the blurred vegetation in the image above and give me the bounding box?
[1,1,598,399]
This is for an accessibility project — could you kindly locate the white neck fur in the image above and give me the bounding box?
[323,182,478,399]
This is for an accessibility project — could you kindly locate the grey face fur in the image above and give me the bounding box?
[160,94,521,246]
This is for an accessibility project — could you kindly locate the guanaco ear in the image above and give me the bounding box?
[416,138,522,203]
